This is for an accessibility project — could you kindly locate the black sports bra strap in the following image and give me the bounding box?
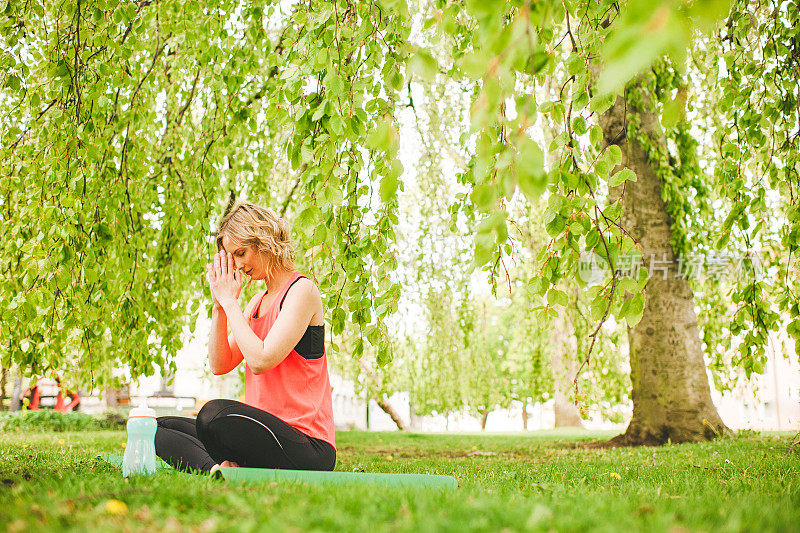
[280,275,307,310]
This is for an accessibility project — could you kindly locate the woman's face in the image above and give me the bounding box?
[220,235,267,281]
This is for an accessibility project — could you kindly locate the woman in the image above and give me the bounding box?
[154,203,336,473]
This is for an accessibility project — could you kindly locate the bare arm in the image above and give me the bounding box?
[208,305,245,375]
[211,252,318,375]
[206,256,251,375]
[220,280,316,374]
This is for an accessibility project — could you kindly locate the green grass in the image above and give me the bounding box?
[1,429,798,532]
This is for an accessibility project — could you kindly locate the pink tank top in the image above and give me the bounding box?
[244,272,336,448]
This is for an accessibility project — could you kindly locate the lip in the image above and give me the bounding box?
[246,269,253,276]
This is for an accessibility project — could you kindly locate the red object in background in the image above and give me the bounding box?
[23,378,80,412]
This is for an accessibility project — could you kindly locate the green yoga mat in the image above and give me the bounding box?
[99,455,458,490]
[218,465,458,489]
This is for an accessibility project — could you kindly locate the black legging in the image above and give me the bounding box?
[154,399,336,473]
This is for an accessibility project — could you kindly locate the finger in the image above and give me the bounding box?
[214,252,221,278]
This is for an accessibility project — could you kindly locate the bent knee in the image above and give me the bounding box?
[196,399,232,431]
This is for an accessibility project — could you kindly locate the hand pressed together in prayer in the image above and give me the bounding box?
[207,250,243,309]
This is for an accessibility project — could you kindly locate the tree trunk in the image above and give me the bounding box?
[598,85,730,446]
[522,401,529,430]
[550,311,585,428]
[408,402,418,431]
[9,374,22,412]
[480,409,490,430]
[375,396,407,431]
[105,387,120,408]
[0,367,7,411]
[359,359,406,430]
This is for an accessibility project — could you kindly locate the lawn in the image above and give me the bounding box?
[1,428,798,532]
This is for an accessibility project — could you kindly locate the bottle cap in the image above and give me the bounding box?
[128,399,156,418]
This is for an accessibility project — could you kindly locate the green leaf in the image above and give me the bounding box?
[332,307,346,335]
[589,125,602,146]
[407,47,439,81]
[788,320,800,340]
[545,215,566,237]
[320,184,343,206]
[516,137,546,201]
[608,168,636,187]
[85,267,100,284]
[590,295,608,321]
[313,48,329,69]
[324,70,345,95]
[572,116,586,135]
[366,117,397,153]
[471,183,498,211]
[585,229,600,249]
[312,101,328,121]
[379,174,398,203]
[607,145,622,166]
[377,341,391,366]
[624,293,645,327]
[388,158,404,179]
[590,92,616,114]
[715,230,731,250]
[7,74,21,92]
[456,51,491,79]
[661,94,685,129]
[547,288,569,307]
[618,297,632,320]
[596,4,681,95]
[473,231,495,266]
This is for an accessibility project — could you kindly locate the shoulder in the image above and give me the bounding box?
[282,276,323,325]
[284,276,320,306]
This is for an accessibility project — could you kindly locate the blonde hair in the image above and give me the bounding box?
[215,203,296,282]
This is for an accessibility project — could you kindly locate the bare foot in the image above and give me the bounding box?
[220,460,239,468]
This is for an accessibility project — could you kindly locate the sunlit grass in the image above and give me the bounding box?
[1,429,798,532]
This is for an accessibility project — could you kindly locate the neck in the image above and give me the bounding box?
[265,268,296,294]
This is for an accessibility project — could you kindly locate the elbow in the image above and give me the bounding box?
[210,364,228,376]
[208,357,230,376]
[249,353,275,375]
[249,362,269,375]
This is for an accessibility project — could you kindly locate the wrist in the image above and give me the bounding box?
[219,298,240,313]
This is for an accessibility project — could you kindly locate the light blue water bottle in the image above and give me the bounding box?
[122,400,157,477]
